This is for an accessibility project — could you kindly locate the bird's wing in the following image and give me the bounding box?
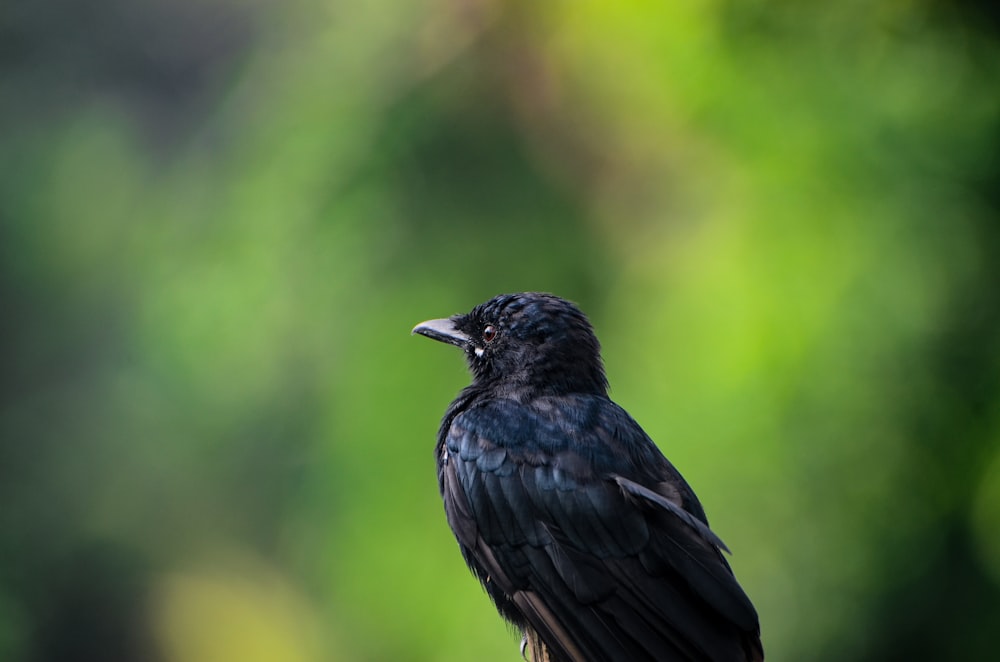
[440,397,761,662]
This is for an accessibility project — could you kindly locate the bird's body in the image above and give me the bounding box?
[414,293,762,661]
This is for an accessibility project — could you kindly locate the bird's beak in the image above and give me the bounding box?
[412,317,471,349]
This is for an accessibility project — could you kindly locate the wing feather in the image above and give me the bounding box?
[438,397,762,661]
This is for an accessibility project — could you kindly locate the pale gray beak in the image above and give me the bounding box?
[412,317,471,349]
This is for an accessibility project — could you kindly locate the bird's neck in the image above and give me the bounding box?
[472,374,608,402]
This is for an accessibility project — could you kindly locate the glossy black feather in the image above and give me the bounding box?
[416,293,763,661]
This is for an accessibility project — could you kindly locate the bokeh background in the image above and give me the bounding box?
[2,1,1000,660]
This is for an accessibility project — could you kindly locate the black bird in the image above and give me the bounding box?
[413,293,763,662]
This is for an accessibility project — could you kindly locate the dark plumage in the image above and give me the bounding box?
[413,292,763,661]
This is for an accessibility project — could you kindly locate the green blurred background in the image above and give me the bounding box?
[2,1,1000,660]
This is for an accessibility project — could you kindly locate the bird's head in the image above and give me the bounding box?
[413,292,608,397]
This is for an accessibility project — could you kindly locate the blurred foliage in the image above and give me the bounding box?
[2,0,999,660]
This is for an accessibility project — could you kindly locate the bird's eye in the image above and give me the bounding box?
[482,325,498,343]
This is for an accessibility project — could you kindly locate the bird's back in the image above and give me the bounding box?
[437,392,763,661]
